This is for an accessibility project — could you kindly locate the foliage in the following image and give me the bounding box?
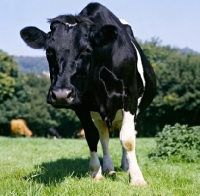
[137,38,200,136]
[148,124,200,162]
[0,137,200,195]
[0,50,18,101]
[0,50,81,137]
[0,73,81,137]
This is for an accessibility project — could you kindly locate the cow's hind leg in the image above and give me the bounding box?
[120,110,147,186]
[75,109,103,180]
[121,147,129,171]
[93,119,115,175]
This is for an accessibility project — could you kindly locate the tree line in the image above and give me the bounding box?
[0,38,200,137]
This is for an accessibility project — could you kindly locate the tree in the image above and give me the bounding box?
[136,38,200,136]
[0,50,18,101]
[0,50,81,137]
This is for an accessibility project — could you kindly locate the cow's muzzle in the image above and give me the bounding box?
[47,87,75,106]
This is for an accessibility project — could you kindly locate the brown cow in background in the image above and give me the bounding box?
[10,119,32,137]
[77,129,85,139]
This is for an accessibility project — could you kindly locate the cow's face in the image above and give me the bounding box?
[20,15,118,107]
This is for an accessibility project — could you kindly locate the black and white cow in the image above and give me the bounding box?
[20,3,156,186]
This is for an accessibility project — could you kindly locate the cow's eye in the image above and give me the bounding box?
[84,34,88,38]
[85,47,93,55]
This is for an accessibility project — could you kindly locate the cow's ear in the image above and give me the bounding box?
[20,27,47,49]
[93,25,118,46]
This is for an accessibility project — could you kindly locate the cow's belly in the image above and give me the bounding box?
[90,110,122,122]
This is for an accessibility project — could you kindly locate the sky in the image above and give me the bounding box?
[0,0,199,57]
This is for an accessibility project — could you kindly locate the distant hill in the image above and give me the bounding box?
[14,56,49,74]
[178,47,200,56]
[14,47,200,74]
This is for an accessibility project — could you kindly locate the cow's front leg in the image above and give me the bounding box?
[89,151,103,180]
[120,109,147,186]
[93,119,115,174]
[75,109,103,180]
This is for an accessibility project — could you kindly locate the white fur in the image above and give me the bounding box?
[91,110,137,173]
[93,120,114,173]
[120,110,147,185]
[131,42,146,115]
[120,19,146,115]
[65,23,77,27]
[120,19,130,26]
[91,110,123,173]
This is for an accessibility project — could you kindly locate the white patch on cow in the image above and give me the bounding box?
[91,110,123,174]
[90,111,101,120]
[120,19,146,115]
[65,23,77,27]
[131,42,146,115]
[120,110,147,185]
[90,110,122,121]
[89,151,103,180]
[93,120,115,174]
[120,19,130,26]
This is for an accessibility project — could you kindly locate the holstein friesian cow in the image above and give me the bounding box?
[10,119,33,137]
[20,3,156,185]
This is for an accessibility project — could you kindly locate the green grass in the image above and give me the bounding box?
[0,137,200,196]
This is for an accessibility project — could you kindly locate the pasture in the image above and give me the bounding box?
[0,137,199,195]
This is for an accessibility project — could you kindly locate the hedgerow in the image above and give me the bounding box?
[148,124,200,162]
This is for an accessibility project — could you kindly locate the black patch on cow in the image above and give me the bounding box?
[75,107,99,152]
[99,67,124,127]
[99,67,123,97]
[93,25,118,46]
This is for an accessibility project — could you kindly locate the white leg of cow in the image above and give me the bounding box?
[89,151,103,180]
[120,110,147,186]
[121,128,138,171]
[93,120,115,174]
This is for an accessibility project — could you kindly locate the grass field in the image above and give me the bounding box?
[0,136,200,196]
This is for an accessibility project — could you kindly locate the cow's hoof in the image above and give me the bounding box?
[93,174,103,181]
[105,169,116,175]
[130,179,147,186]
[105,170,116,180]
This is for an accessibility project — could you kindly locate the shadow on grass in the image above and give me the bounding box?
[23,157,126,185]
[24,158,90,185]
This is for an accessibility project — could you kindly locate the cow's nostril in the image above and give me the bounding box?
[67,90,73,99]
[51,91,57,101]
[50,88,75,105]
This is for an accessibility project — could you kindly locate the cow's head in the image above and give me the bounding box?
[20,15,118,107]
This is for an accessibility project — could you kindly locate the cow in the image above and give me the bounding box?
[47,127,62,139]
[77,128,85,139]
[20,2,156,186]
[10,119,33,137]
